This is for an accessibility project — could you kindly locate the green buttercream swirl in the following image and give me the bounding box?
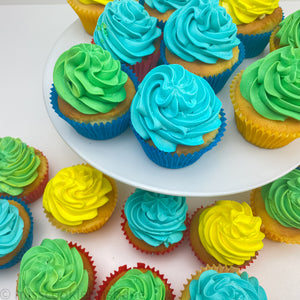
[53,43,128,114]
[276,10,300,48]
[0,137,40,196]
[240,46,300,121]
[18,239,89,300]
[106,269,166,300]
[261,169,300,229]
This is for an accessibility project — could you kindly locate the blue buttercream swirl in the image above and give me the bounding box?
[93,0,161,65]
[189,270,268,300]
[124,189,188,247]
[164,0,240,63]
[0,200,24,257]
[145,0,192,13]
[130,64,222,152]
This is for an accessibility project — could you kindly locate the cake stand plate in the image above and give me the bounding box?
[43,19,300,197]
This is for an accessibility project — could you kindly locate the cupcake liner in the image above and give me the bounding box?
[0,197,34,269]
[68,241,97,299]
[250,189,300,244]
[188,207,257,270]
[160,40,245,94]
[97,263,175,300]
[120,207,189,255]
[230,71,300,149]
[50,65,139,140]
[131,109,227,169]
[67,0,105,36]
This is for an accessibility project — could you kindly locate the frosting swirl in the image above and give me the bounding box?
[164,0,240,63]
[240,46,300,121]
[220,0,279,25]
[124,189,188,247]
[261,168,300,229]
[189,270,267,300]
[53,43,128,114]
[0,137,40,196]
[93,0,161,65]
[276,10,300,48]
[106,269,166,300]
[198,201,265,266]
[18,239,88,300]
[43,165,112,226]
[145,0,192,13]
[131,64,222,152]
[0,200,24,257]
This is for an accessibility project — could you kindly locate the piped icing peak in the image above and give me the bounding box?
[0,137,40,196]
[164,0,240,63]
[43,165,112,226]
[220,0,279,25]
[189,270,267,300]
[145,0,192,13]
[131,64,222,152]
[240,46,300,121]
[106,268,166,300]
[53,43,128,115]
[93,0,161,65]
[18,239,88,300]
[198,200,265,266]
[124,189,188,247]
[261,168,300,229]
[0,200,24,258]
[276,10,300,48]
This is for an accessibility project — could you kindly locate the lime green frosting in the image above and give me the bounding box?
[240,46,300,121]
[0,137,40,196]
[53,43,128,114]
[106,269,166,300]
[18,239,88,300]
[276,10,300,48]
[261,168,300,229]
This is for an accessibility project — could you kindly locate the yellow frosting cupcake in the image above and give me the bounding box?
[189,200,265,268]
[43,164,117,233]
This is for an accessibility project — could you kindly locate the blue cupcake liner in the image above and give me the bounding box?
[0,196,34,269]
[50,65,139,140]
[131,109,227,169]
[160,40,245,94]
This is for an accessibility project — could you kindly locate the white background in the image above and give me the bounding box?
[0,1,299,300]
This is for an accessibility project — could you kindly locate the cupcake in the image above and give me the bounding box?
[0,137,49,204]
[220,0,283,58]
[180,265,268,300]
[130,64,226,169]
[0,198,33,269]
[250,168,300,244]
[140,0,192,29]
[161,0,244,94]
[17,238,96,300]
[230,46,300,149]
[121,188,188,254]
[97,263,175,299]
[93,0,162,82]
[43,164,117,233]
[67,0,112,35]
[270,9,300,52]
[189,200,265,268]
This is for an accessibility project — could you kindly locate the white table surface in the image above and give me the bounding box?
[0,2,299,300]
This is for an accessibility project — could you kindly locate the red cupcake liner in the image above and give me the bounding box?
[68,241,98,300]
[96,263,175,299]
[120,206,189,255]
[188,207,257,270]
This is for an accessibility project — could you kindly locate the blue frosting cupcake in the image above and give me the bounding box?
[130,64,226,169]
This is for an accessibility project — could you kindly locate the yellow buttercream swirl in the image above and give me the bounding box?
[43,165,112,226]
[78,0,112,5]
[219,0,279,25]
[198,200,264,265]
